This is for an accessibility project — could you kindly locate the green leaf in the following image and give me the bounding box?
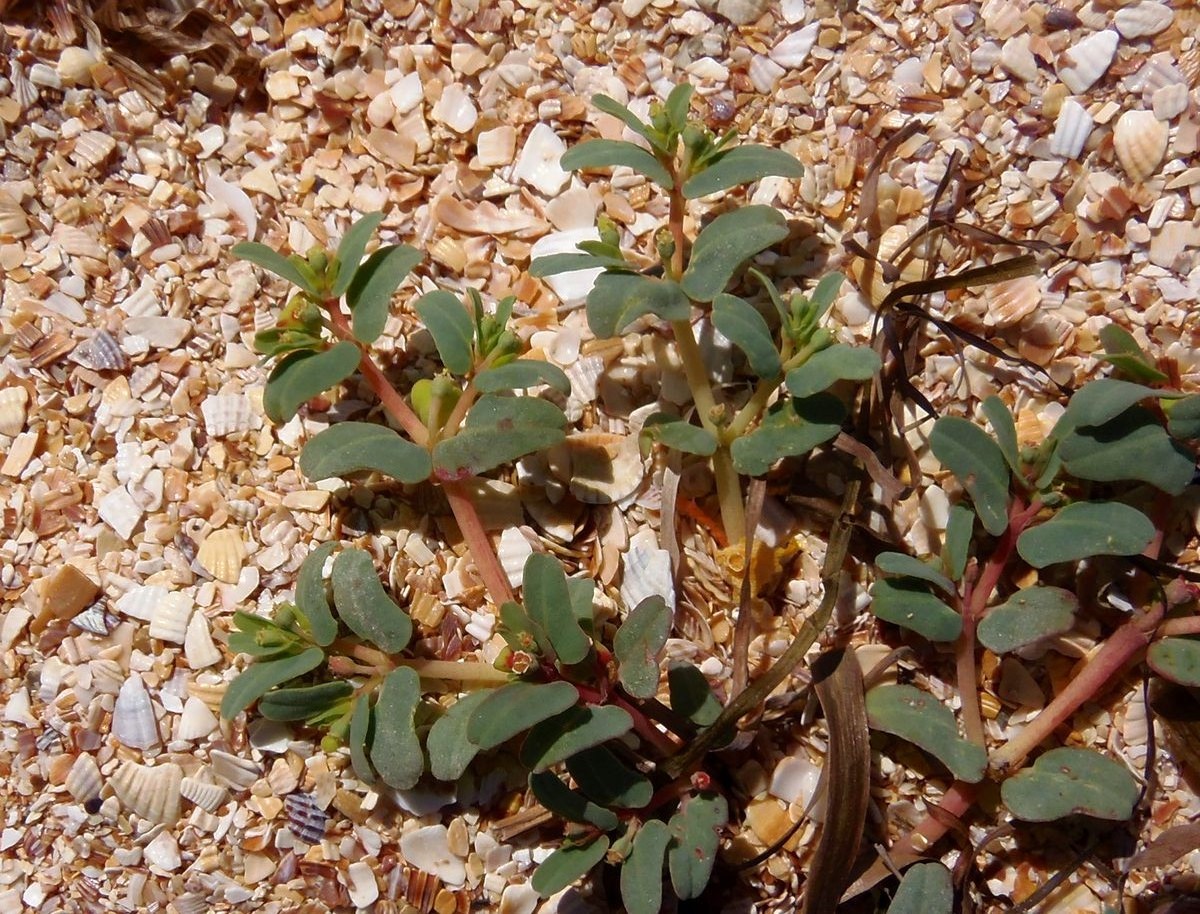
[942,505,974,582]
[667,661,721,726]
[370,667,424,790]
[499,599,550,656]
[467,680,580,750]
[810,271,845,316]
[866,685,986,782]
[567,578,597,636]
[475,360,571,396]
[730,393,845,477]
[1016,501,1155,568]
[529,771,619,830]
[1167,394,1200,440]
[432,395,567,478]
[887,863,953,914]
[531,836,610,897]
[876,552,956,597]
[233,241,320,296]
[561,138,673,188]
[667,792,728,900]
[621,820,671,914]
[331,212,384,297]
[613,595,671,699]
[679,206,789,302]
[331,548,413,652]
[664,83,693,132]
[586,272,691,338]
[977,586,1078,654]
[346,244,422,344]
[1147,638,1200,688]
[258,681,353,721]
[929,416,1011,537]
[592,94,659,149]
[980,396,1020,476]
[519,704,634,772]
[785,343,881,398]
[349,693,374,782]
[870,578,962,642]
[1099,324,1168,383]
[263,341,361,424]
[523,553,592,666]
[682,145,803,198]
[426,690,491,781]
[1054,379,1165,438]
[228,611,301,659]
[640,414,718,457]
[529,250,628,277]
[220,647,325,719]
[294,542,338,646]
[1059,407,1194,494]
[565,745,653,808]
[1001,747,1139,821]
[300,421,432,484]
[712,293,781,378]
[253,326,324,359]
[414,290,473,374]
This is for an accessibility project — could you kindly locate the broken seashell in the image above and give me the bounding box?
[184,611,222,669]
[113,675,160,749]
[771,23,819,70]
[1049,98,1093,160]
[1152,83,1188,121]
[71,601,118,635]
[431,83,477,134]
[0,386,29,436]
[200,394,258,437]
[1056,29,1118,95]
[181,774,229,812]
[177,696,219,741]
[511,123,570,197]
[497,527,534,589]
[401,824,466,886]
[476,125,517,167]
[984,274,1042,326]
[1113,109,1168,183]
[65,753,103,805]
[619,528,676,614]
[56,46,98,86]
[347,860,379,909]
[547,431,645,505]
[70,330,126,371]
[1114,2,1173,39]
[748,55,785,95]
[285,792,329,844]
[98,485,143,540]
[115,584,167,621]
[111,760,183,825]
[716,0,769,25]
[197,528,246,584]
[148,592,194,644]
[69,130,117,169]
[210,749,261,790]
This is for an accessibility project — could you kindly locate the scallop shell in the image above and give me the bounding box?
[200,394,258,437]
[70,330,126,371]
[1049,98,1093,160]
[180,774,229,812]
[197,528,246,584]
[65,753,103,804]
[0,386,29,436]
[210,748,261,790]
[148,592,194,644]
[1056,29,1118,94]
[112,675,160,750]
[110,760,183,824]
[1152,83,1188,121]
[184,611,222,669]
[1113,109,1168,183]
[547,431,645,505]
[284,792,328,844]
[70,130,117,169]
[984,274,1042,326]
[177,696,219,741]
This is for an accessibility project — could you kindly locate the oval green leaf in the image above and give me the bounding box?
[1147,638,1200,688]
[942,504,974,582]
[614,595,671,699]
[591,94,659,149]
[561,138,673,188]
[1015,501,1154,568]
[785,343,881,399]
[929,416,1011,537]
[640,414,718,457]
[258,680,353,721]
[414,290,473,374]
[981,395,1020,476]
[586,272,691,339]
[876,552,956,597]
[667,661,722,727]
[668,792,728,900]
[1001,746,1138,821]
[731,394,846,477]
[977,586,1078,654]
[349,693,374,782]
[887,863,953,914]
[299,421,432,484]
[294,542,338,646]
[865,685,986,782]
[1059,406,1194,494]
[621,820,671,914]
[220,647,325,719]
[519,704,634,772]
[531,836,610,898]
[1099,324,1169,384]
[523,553,592,666]
[331,548,413,652]
[433,395,567,479]
[1054,379,1164,437]
[565,745,653,808]
[466,680,580,750]
[1167,394,1200,440]
[529,771,619,831]
[475,360,571,396]
[346,243,422,344]
[264,341,361,424]
[712,293,781,378]
[870,578,961,643]
[530,250,628,277]
[679,206,789,302]
[370,667,424,790]
[331,211,384,297]
[232,241,320,296]
[426,690,491,781]
[682,145,803,198]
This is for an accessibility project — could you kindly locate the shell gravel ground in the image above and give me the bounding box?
[1,0,1199,912]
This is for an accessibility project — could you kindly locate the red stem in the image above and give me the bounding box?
[574,682,679,756]
[443,480,514,607]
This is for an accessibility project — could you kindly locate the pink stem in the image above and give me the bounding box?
[443,480,514,608]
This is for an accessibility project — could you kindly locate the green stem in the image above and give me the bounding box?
[397,657,511,684]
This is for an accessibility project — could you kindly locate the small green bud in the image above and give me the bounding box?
[809,327,834,351]
[489,330,521,367]
[597,214,621,249]
[306,247,330,277]
[655,228,676,265]
[320,734,342,753]
[410,376,461,430]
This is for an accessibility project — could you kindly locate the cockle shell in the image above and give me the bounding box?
[116,584,167,621]
[112,675,160,749]
[984,274,1042,326]
[110,760,183,824]
[284,792,329,844]
[197,528,246,584]
[65,753,103,804]
[148,592,194,644]
[1113,109,1168,183]
[200,394,258,437]
[69,130,117,169]
[181,774,229,812]
[0,386,29,436]
[1049,98,1094,160]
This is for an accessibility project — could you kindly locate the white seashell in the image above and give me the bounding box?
[528,228,602,305]
[173,895,209,914]
[771,23,819,70]
[110,760,183,824]
[0,386,29,436]
[716,0,768,25]
[548,432,645,505]
[1056,29,1118,95]
[999,34,1037,83]
[431,83,478,134]
[564,354,605,424]
[124,316,191,349]
[476,126,517,167]
[511,123,570,197]
[979,0,1025,40]
[285,792,329,844]
[499,884,539,914]
[1113,109,1168,182]
[116,584,168,622]
[780,0,806,22]
[65,753,103,804]
[749,54,785,94]
[181,775,229,812]
[204,165,257,240]
[177,696,218,741]
[770,753,823,810]
[201,394,258,437]
[1114,1,1173,39]
[401,824,466,886]
[1152,83,1188,121]
[1049,98,1094,160]
[497,528,534,589]
[70,130,117,169]
[1124,53,1184,101]
[347,861,379,909]
[57,46,97,86]
[148,592,194,644]
[686,57,730,82]
[210,749,261,790]
[984,274,1041,326]
[197,528,246,584]
[113,675,161,749]
[620,528,675,614]
[389,71,424,115]
[144,831,182,872]
[545,186,599,233]
[71,329,127,371]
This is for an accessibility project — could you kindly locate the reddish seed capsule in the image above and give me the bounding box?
[690,771,712,791]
